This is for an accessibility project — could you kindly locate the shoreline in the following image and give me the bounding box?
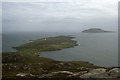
[2,35,118,67]
[2,36,119,78]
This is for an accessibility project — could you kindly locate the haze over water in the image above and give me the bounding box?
[2,0,118,67]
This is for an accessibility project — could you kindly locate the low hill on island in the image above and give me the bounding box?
[82,28,112,33]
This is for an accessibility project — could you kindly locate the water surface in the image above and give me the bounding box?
[40,33,118,67]
[3,32,118,67]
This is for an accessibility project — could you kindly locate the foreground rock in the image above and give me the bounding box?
[10,68,120,78]
[80,68,120,78]
[80,68,107,78]
[16,73,28,77]
[108,68,120,78]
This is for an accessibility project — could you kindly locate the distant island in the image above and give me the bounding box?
[82,28,112,33]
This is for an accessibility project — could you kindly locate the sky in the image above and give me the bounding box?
[2,0,119,32]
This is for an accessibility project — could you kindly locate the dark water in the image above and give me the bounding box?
[3,32,118,67]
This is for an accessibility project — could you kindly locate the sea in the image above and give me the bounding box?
[2,32,118,67]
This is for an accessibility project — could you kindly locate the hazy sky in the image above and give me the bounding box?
[2,0,119,32]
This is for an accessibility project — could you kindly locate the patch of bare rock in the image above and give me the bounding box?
[15,68,120,78]
[80,68,120,78]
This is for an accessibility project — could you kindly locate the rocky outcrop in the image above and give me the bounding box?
[108,68,120,78]
[80,68,120,78]
[80,68,108,78]
[39,70,88,78]
[14,68,120,78]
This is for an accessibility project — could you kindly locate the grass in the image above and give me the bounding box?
[13,36,77,55]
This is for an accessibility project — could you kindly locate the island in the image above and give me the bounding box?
[82,28,112,33]
[2,36,119,79]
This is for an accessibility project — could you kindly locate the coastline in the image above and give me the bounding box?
[2,36,119,78]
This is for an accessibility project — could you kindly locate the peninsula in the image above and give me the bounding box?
[2,36,119,79]
[13,36,78,55]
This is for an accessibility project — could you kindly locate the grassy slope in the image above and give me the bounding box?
[13,36,77,55]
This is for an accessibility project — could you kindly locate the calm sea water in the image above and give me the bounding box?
[2,32,118,67]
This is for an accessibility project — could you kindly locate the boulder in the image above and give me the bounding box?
[39,71,74,78]
[52,71,73,75]
[80,68,107,78]
[16,73,27,77]
[91,68,106,73]
[108,68,120,78]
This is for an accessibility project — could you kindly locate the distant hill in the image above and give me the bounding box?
[82,28,112,33]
